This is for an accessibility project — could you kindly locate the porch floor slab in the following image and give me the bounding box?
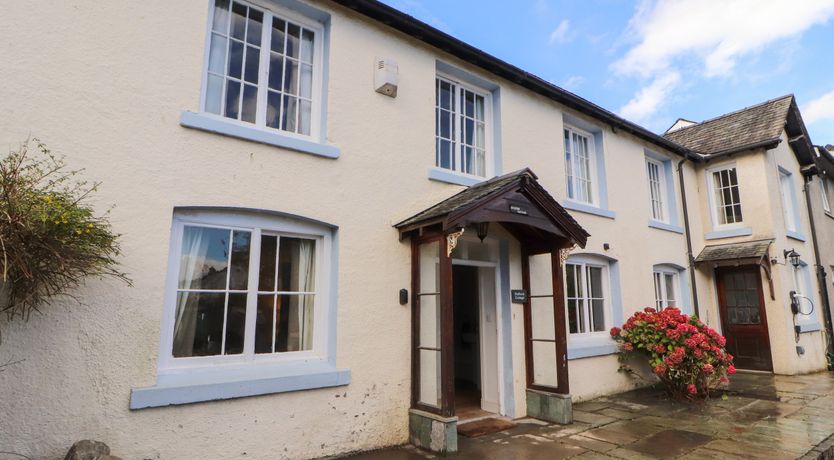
[336,371,834,459]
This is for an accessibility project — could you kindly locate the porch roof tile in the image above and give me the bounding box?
[694,239,773,263]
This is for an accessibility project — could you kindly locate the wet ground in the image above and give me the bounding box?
[340,371,834,459]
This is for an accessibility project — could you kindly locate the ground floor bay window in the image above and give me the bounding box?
[130,207,348,409]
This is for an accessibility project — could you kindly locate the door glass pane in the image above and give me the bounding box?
[532,341,558,387]
[418,240,442,408]
[419,349,441,407]
[531,297,555,340]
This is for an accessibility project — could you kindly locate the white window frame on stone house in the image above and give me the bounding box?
[646,157,668,223]
[564,125,599,206]
[706,164,744,228]
[653,269,678,310]
[821,176,831,214]
[434,73,494,179]
[564,258,610,337]
[199,0,326,140]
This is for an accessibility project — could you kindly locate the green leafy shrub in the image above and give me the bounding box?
[0,139,130,326]
[610,307,735,400]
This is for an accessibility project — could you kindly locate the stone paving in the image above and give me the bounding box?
[340,371,834,459]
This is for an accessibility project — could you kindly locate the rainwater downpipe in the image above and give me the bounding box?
[801,174,834,368]
[677,157,700,317]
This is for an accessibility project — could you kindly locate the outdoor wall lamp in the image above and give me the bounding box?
[476,222,490,242]
[784,249,801,268]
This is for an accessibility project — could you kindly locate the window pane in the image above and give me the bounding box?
[241,84,258,123]
[300,29,314,64]
[464,90,474,117]
[298,99,312,135]
[212,0,230,33]
[653,272,662,307]
[271,19,286,53]
[266,91,281,128]
[277,237,316,292]
[283,59,299,95]
[228,40,244,79]
[246,8,262,46]
[230,2,247,41]
[208,33,228,74]
[588,266,603,298]
[224,293,247,354]
[475,95,485,121]
[299,63,313,99]
[228,230,251,290]
[665,273,676,303]
[439,80,452,110]
[243,45,260,84]
[259,235,277,291]
[439,110,451,139]
[419,349,441,407]
[591,299,605,332]
[281,95,298,132]
[178,226,231,290]
[567,299,578,333]
[565,264,576,297]
[205,74,224,115]
[255,294,275,353]
[172,292,226,357]
[275,294,314,351]
[438,139,452,169]
[268,54,284,90]
[286,23,300,58]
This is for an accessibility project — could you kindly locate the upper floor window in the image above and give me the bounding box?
[435,76,490,177]
[779,167,800,233]
[203,0,322,137]
[653,270,677,310]
[159,209,333,372]
[564,126,596,205]
[709,166,743,225]
[821,177,831,213]
[565,260,607,335]
[646,157,667,222]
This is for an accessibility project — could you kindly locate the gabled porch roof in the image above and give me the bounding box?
[395,169,589,251]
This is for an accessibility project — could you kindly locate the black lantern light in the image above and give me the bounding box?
[784,249,801,268]
[476,222,490,243]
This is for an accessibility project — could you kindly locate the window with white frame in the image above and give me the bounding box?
[653,270,677,310]
[564,126,596,204]
[646,157,667,222]
[821,177,831,213]
[779,169,798,232]
[159,209,332,371]
[203,0,322,137]
[435,76,490,177]
[709,166,743,225]
[565,261,607,335]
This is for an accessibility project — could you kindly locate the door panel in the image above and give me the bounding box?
[716,266,773,371]
[478,267,499,413]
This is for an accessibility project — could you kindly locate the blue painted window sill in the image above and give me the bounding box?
[562,200,616,219]
[180,111,341,159]
[648,220,684,234]
[787,230,807,242]
[130,361,350,409]
[427,167,486,186]
[797,321,822,333]
[705,227,753,240]
[567,340,618,360]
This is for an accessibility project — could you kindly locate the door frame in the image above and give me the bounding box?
[715,265,774,372]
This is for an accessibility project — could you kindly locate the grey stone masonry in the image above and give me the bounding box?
[408,408,458,453]
[526,389,573,424]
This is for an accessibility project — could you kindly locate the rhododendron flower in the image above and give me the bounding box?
[653,364,667,375]
[727,365,736,375]
[610,327,621,337]
[644,307,656,313]
[654,344,666,354]
[623,342,634,351]
[687,384,697,395]
[702,363,714,374]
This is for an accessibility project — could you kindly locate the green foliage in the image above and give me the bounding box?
[0,138,130,325]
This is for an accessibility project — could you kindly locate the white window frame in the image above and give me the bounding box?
[779,168,799,233]
[564,259,610,338]
[821,177,831,214]
[156,209,333,376]
[653,269,678,310]
[199,0,326,141]
[646,157,668,223]
[706,164,744,228]
[434,72,494,179]
[564,125,598,206]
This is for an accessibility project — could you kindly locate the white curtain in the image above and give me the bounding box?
[172,227,209,356]
[298,240,315,350]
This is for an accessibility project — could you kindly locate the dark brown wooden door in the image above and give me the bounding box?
[716,266,773,371]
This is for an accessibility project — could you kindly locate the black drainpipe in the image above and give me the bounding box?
[802,173,834,368]
[678,158,700,317]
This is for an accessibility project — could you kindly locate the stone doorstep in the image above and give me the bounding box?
[803,432,834,460]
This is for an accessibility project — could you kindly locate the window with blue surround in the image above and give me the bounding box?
[429,61,502,186]
[130,208,348,409]
[779,166,805,241]
[652,263,691,315]
[705,163,752,240]
[564,253,622,359]
[644,151,683,233]
[180,0,339,159]
[561,114,614,219]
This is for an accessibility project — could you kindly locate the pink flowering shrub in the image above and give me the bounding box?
[610,307,735,400]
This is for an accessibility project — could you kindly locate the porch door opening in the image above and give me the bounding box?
[716,266,773,372]
[453,264,499,420]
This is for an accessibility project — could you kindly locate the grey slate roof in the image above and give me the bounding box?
[395,168,587,243]
[664,95,793,156]
[695,239,773,263]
